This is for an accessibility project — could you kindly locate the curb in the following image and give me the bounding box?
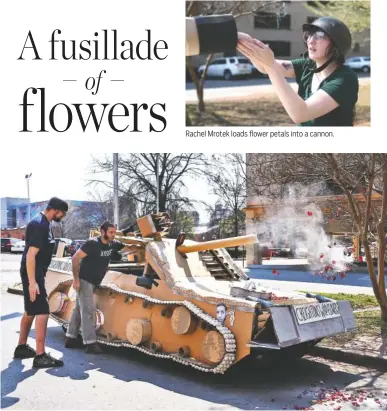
[248,264,311,272]
[248,264,370,274]
[310,345,387,371]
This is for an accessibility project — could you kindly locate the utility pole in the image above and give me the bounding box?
[156,154,160,213]
[113,154,119,230]
[25,173,32,223]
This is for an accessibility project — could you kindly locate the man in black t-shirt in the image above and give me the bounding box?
[14,197,69,368]
[65,221,125,353]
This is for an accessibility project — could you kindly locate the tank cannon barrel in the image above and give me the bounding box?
[177,234,257,254]
[89,229,148,247]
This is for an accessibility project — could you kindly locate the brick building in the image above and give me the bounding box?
[188,1,370,68]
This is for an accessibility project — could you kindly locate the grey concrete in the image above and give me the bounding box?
[1,252,387,410]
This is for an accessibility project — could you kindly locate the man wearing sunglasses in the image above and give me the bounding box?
[237,17,359,126]
[13,197,68,368]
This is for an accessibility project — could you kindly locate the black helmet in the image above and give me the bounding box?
[303,16,352,58]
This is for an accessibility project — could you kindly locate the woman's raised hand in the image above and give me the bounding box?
[237,32,253,42]
[237,36,276,71]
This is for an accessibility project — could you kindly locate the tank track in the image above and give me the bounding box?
[49,279,237,374]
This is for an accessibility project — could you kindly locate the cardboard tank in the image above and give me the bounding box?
[46,213,357,374]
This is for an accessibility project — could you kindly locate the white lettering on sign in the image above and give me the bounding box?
[293,301,340,325]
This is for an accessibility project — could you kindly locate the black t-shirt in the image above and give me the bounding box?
[21,212,55,277]
[79,237,125,285]
[290,58,359,126]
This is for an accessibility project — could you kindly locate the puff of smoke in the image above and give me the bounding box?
[251,183,350,276]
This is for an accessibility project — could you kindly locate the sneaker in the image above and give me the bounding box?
[85,343,103,354]
[14,344,36,359]
[64,337,84,349]
[33,353,64,368]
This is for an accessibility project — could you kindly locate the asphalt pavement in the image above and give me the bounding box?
[185,74,371,103]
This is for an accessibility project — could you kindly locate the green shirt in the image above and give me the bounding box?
[290,58,359,126]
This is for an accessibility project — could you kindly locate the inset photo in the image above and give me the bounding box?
[186,1,370,127]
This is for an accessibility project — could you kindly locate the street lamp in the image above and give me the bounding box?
[113,154,119,230]
[156,154,160,213]
[25,173,32,223]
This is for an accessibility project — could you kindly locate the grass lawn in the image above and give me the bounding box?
[296,291,383,348]
[186,83,370,127]
[322,310,383,347]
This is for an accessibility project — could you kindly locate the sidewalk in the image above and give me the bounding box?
[248,257,370,273]
[312,331,387,370]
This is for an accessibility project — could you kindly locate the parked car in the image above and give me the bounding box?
[345,56,370,73]
[198,56,253,80]
[11,240,26,253]
[67,239,86,256]
[278,247,293,258]
[294,247,308,258]
[1,238,20,253]
[250,60,268,78]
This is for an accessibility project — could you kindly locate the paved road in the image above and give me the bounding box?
[247,268,378,296]
[2,291,387,410]
[185,74,371,103]
[185,73,370,91]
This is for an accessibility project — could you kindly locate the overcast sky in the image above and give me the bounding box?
[0,153,217,223]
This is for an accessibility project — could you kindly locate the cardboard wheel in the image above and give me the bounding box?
[126,319,152,345]
[171,306,197,335]
[202,331,225,364]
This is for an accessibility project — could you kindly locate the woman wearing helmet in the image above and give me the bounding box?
[237,17,359,126]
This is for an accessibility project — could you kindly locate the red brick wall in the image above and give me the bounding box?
[1,228,25,240]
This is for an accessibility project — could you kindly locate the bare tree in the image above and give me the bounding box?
[89,154,207,218]
[168,206,198,239]
[52,197,113,239]
[306,1,371,33]
[206,155,246,241]
[246,153,387,323]
[186,1,284,114]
